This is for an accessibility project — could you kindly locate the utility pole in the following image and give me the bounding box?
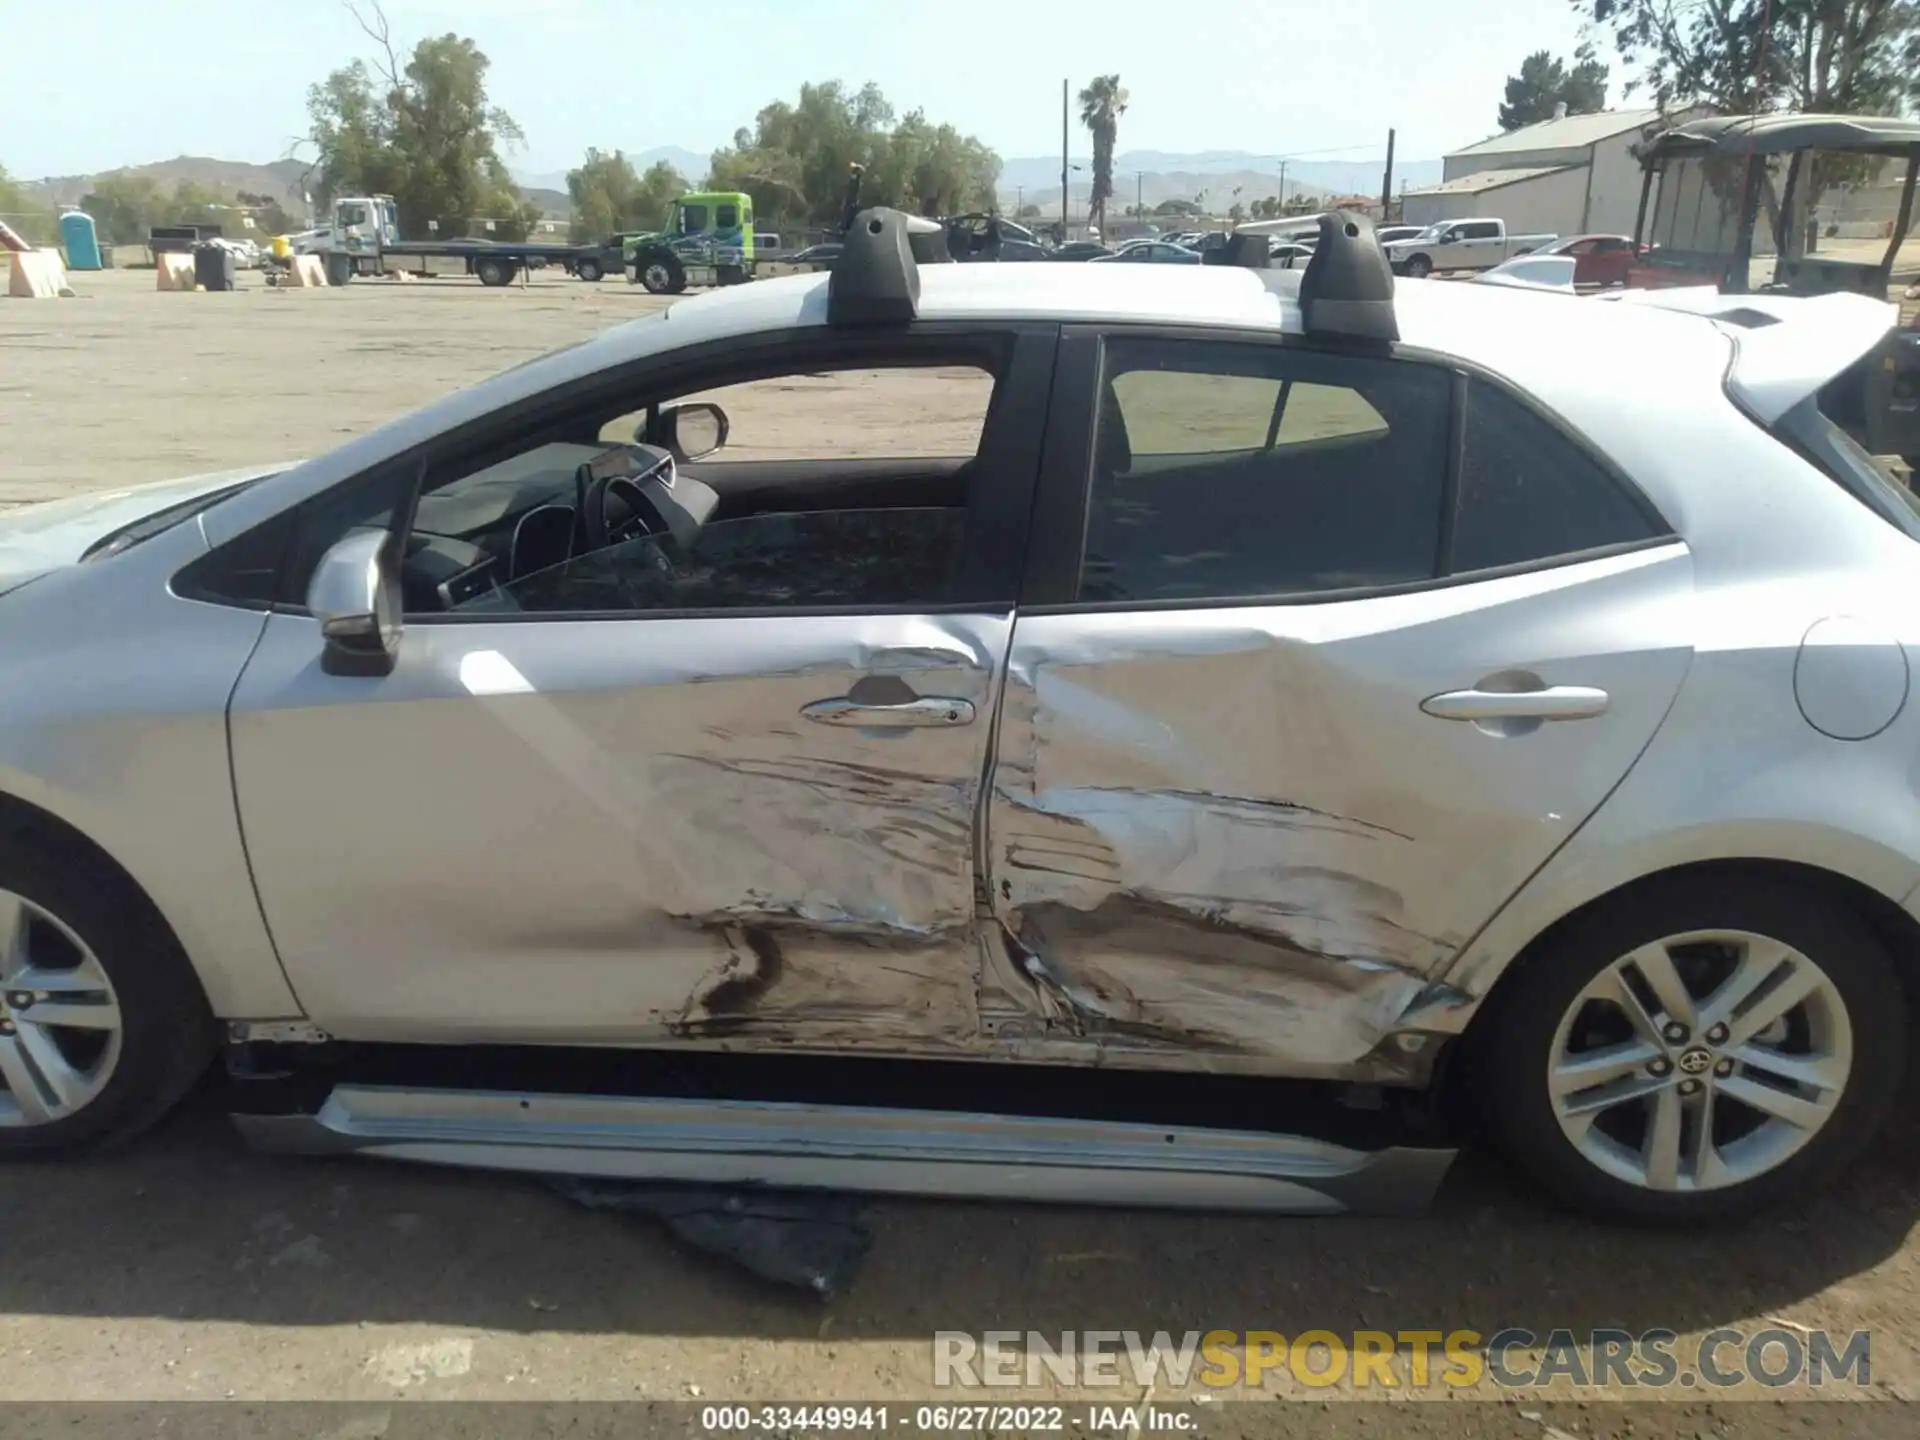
[1061,79,1070,239]
[1381,128,1396,218]
[1278,160,1289,210]
[1136,172,1143,219]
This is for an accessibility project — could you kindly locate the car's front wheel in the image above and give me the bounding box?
[1402,253,1433,279]
[1471,874,1906,1224]
[0,836,215,1152]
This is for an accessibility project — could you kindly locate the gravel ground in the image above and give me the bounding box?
[2,267,1918,1436]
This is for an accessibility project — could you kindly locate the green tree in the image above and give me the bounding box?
[1077,75,1129,234]
[565,150,689,241]
[1498,46,1610,130]
[1580,0,1919,115]
[0,162,53,246]
[304,1,532,239]
[707,81,999,227]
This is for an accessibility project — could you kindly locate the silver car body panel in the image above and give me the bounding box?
[235,1086,1456,1215]
[0,263,1913,1088]
[0,518,298,1017]
[229,610,1011,1045]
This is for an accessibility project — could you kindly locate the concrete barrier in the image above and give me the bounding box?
[7,250,71,298]
[155,252,196,291]
[284,254,330,288]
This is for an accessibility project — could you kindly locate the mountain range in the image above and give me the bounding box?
[22,145,1444,223]
[514,147,1443,216]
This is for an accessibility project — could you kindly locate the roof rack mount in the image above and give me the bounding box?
[827,207,952,326]
[1299,210,1400,344]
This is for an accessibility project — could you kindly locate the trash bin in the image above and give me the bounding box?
[192,243,235,292]
[58,211,102,270]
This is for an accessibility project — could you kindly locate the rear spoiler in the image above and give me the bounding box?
[1600,288,1898,423]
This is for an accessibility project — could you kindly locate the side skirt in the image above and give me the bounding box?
[236,1084,1456,1216]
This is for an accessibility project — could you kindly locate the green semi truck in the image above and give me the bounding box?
[621,168,876,293]
[622,191,759,294]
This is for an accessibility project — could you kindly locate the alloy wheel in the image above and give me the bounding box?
[1548,929,1851,1192]
[0,889,123,1127]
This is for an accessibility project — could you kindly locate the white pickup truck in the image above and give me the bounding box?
[1383,218,1557,278]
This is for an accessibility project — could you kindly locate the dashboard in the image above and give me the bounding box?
[399,441,700,612]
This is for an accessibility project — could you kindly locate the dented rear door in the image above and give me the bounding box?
[982,328,1693,1073]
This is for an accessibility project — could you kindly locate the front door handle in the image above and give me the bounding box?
[1421,685,1610,722]
[801,696,976,729]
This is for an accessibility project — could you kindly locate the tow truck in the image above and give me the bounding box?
[299,195,600,287]
[1628,112,1920,471]
[623,190,760,294]
[624,167,1031,292]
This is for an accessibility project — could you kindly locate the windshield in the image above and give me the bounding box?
[80,479,262,562]
[1642,146,1906,290]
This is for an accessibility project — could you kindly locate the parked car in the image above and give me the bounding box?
[943,214,1047,262]
[1050,241,1114,261]
[0,211,1913,1227]
[1383,218,1558,277]
[1535,233,1643,288]
[1375,225,1424,245]
[1091,240,1201,264]
[1267,241,1315,268]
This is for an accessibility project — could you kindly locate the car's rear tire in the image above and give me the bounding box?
[474,256,515,288]
[1469,872,1905,1224]
[575,257,604,283]
[0,834,216,1153]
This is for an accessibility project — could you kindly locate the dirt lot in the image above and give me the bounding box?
[2,268,1920,1436]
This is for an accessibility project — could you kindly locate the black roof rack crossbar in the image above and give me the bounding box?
[828,207,952,326]
[1298,210,1399,344]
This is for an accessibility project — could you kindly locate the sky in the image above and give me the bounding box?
[1,0,1611,181]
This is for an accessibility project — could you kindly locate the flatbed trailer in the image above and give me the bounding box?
[304,195,613,287]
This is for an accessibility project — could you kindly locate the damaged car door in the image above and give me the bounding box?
[983,330,1691,1072]
[227,330,1052,1051]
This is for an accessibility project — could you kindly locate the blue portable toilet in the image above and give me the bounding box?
[59,211,102,270]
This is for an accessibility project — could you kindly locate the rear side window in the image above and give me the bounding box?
[1449,381,1664,574]
[1078,338,1453,603]
[1776,395,1920,539]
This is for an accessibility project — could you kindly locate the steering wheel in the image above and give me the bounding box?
[582,474,672,551]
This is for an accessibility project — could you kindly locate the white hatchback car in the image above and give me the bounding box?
[0,211,1913,1225]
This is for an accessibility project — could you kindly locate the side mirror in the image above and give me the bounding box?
[307,529,402,677]
[649,401,730,462]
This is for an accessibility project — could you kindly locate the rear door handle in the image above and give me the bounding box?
[801,696,976,728]
[1421,685,1610,722]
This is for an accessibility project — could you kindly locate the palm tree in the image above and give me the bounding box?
[1077,75,1128,235]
